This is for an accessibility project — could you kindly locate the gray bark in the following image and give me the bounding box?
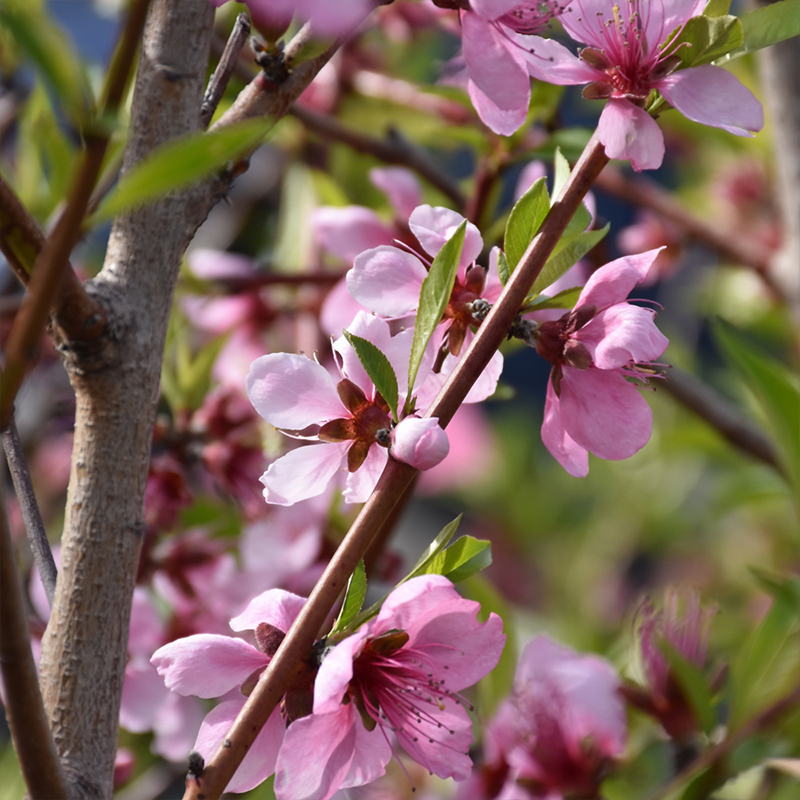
[37,2,214,797]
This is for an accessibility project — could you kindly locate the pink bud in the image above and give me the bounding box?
[390,417,449,470]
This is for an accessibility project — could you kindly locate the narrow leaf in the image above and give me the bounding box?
[552,148,592,236]
[408,222,466,395]
[668,15,743,68]
[552,148,570,202]
[705,0,732,15]
[504,178,549,273]
[496,249,510,287]
[413,536,492,585]
[0,2,94,124]
[715,0,800,63]
[331,560,367,635]
[528,225,608,300]
[92,118,273,222]
[663,644,717,735]
[342,331,400,421]
[521,286,582,313]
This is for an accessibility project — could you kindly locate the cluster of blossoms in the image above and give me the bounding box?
[152,575,505,798]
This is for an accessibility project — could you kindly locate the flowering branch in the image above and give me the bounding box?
[182,129,609,800]
[0,468,67,800]
[200,12,251,127]
[2,420,57,607]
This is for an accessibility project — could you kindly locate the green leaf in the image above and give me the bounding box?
[0,1,94,125]
[404,515,462,578]
[527,225,608,300]
[331,560,367,635]
[714,320,800,491]
[408,221,466,395]
[496,248,510,287]
[663,643,717,735]
[552,148,571,202]
[91,118,273,222]
[521,285,582,313]
[410,535,492,585]
[667,15,743,69]
[715,0,800,64]
[705,0,732,15]
[729,573,800,728]
[342,331,400,421]
[504,178,549,274]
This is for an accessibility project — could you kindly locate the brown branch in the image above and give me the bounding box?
[647,681,800,800]
[181,130,609,800]
[0,0,151,431]
[593,167,783,297]
[659,367,783,474]
[200,12,251,128]
[290,104,467,211]
[2,420,57,608]
[0,458,68,800]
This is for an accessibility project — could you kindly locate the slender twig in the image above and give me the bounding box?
[181,130,609,800]
[0,0,151,431]
[659,367,783,474]
[594,167,783,298]
[290,105,466,210]
[0,460,68,799]
[200,13,251,127]
[283,22,313,65]
[1,420,57,608]
[207,270,344,292]
[646,681,800,800]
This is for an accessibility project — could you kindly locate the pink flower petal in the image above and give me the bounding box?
[577,304,669,368]
[195,697,285,794]
[408,205,484,268]
[229,589,307,633]
[151,635,269,698]
[312,206,395,263]
[462,12,531,113]
[541,378,589,478]
[469,0,524,19]
[260,443,348,506]
[320,277,368,338]
[347,246,428,318]
[597,99,665,172]
[657,64,763,137]
[247,354,343,430]
[467,78,530,136]
[342,444,388,504]
[577,248,663,311]
[275,706,361,800]
[558,368,653,461]
[314,630,368,713]
[519,34,599,84]
[187,248,255,280]
[152,692,205,763]
[369,167,422,220]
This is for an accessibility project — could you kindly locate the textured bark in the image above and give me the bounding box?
[37,2,214,797]
[757,0,800,323]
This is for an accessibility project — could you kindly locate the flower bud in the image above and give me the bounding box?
[390,417,450,470]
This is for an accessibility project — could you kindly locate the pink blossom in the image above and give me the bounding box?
[474,636,626,799]
[525,0,763,169]
[348,205,503,403]
[626,590,717,739]
[390,417,450,470]
[459,2,569,135]
[274,575,506,800]
[151,589,308,793]
[533,249,669,476]
[210,0,372,38]
[246,313,435,506]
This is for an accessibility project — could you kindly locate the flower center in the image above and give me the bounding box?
[317,379,393,472]
[496,1,568,35]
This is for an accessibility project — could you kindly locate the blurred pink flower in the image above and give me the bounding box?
[471,636,626,800]
[274,575,506,800]
[152,589,308,793]
[534,249,669,476]
[526,0,763,169]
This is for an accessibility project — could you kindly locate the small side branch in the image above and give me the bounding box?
[290,105,467,211]
[0,464,67,800]
[2,420,57,608]
[659,367,783,475]
[200,12,251,128]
